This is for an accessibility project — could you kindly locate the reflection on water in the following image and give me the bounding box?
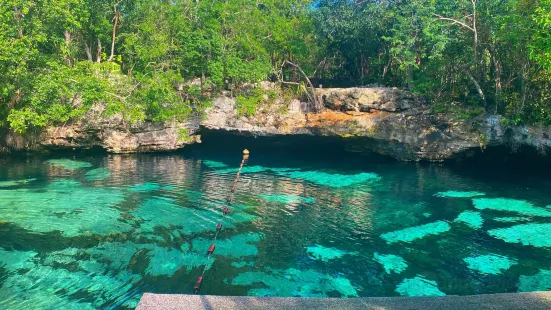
[0,152,551,309]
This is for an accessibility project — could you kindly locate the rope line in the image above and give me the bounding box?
[194,149,250,294]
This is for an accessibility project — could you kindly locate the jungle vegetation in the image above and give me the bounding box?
[1,0,551,133]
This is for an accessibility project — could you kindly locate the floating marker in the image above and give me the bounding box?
[194,276,203,293]
[231,187,236,192]
[223,207,229,215]
[207,244,216,255]
[216,223,222,231]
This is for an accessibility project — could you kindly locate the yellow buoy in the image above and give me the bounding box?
[243,149,250,160]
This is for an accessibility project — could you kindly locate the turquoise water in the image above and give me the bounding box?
[1,152,551,308]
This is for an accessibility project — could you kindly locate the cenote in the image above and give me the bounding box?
[1,139,551,309]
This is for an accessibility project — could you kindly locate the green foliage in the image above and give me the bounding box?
[2,0,551,131]
[236,87,264,117]
[177,128,192,143]
[0,0,313,133]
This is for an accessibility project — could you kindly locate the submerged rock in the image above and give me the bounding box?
[519,269,551,292]
[192,233,262,258]
[380,221,451,244]
[463,254,516,274]
[146,246,211,276]
[488,223,551,247]
[132,197,255,235]
[85,168,111,181]
[473,198,551,217]
[493,217,530,223]
[274,170,381,188]
[129,182,162,192]
[306,245,356,262]
[259,194,315,204]
[435,191,485,198]
[454,211,484,229]
[229,267,358,298]
[0,179,130,236]
[46,159,93,170]
[202,160,229,168]
[395,276,446,297]
[373,253,408,274]
[0,178,37,188]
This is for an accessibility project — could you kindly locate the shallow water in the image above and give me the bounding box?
[1,151,551,309]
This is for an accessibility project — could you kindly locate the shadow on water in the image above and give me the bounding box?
[186,130,551,181]
[185,129,395,169]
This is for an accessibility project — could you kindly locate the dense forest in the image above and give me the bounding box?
[1,0,551,134]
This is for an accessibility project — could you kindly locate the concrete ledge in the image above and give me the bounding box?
[137,291,551,310]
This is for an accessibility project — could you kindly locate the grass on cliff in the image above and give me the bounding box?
[235,85,300,118]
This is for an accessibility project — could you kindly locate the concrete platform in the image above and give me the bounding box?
[137,291,551,310]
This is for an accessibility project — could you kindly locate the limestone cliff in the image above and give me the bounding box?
[203,87,551,161]
[3,103,200,153]
[2,86,550,161]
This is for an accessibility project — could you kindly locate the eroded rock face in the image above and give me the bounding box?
[321,87,422,112]
[3,104,200,153]
[202,87,551,161]
[3,87,551,161]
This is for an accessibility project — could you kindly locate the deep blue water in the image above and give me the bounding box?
[1,150,551,309]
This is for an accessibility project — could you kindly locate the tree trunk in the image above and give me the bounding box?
[63,31,72,66]
[281,60,320,112]
[407,65,414,90]
[108,4,120,62]
[96,38,102,63]
[488,44,502,113]
[463,67,486,106]
[472,0,478,65]
[85,43,93,61]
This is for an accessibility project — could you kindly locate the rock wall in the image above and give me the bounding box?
[203,87,551,161]
[2,86,551,161]
[3,103,200,153]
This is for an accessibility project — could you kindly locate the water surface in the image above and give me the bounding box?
[1,151,551,309]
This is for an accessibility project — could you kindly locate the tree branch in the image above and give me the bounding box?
[280,60,321,112]
[433,14,474,32]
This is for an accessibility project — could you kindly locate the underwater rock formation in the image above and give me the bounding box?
[395,276,446,297]
[380,221,451,244]
[228,267,359,298]
[373,253,408,274]
[306,245,356,262]
[463,254,516,274]
[454,211,484,229]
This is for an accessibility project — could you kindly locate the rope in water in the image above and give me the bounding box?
[193,149,250,294]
